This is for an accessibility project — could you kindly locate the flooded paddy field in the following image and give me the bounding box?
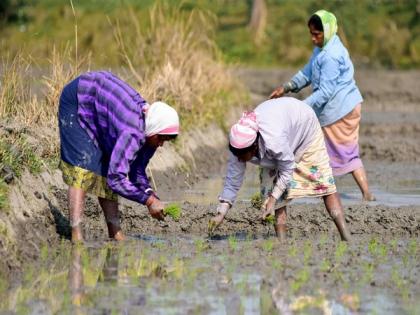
[1,69,419,314]
[0,232,418,315]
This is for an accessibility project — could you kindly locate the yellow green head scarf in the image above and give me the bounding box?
[315,10,338,47]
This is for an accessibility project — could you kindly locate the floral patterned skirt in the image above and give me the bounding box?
[59,160,118,201]
[260,126,336,206]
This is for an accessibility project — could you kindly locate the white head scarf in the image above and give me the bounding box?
[144,101,180,137]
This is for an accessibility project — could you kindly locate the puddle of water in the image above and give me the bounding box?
[179,166,420,207]
[0,236,418,315]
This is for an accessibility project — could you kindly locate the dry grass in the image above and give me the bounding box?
[0,2,245,179]
[112,2,245,129]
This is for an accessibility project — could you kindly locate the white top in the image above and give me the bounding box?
[219,97,320,203]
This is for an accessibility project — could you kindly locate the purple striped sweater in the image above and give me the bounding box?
[77,71,155,204]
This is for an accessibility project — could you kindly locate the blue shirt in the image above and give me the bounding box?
[291,35,363,126]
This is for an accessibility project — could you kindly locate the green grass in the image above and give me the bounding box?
[1,0,419,68]
[0,180,8,212]
[0,134,43,178]
[163,203,182,221]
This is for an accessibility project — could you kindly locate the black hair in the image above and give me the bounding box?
[228,134,259,157]
[158,134,178,140]
[308,14,323,32]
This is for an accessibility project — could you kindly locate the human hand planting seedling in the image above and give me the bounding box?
[146,195,165,221]
[163,203,181,221]
[261,195,276,220]
[208,202,231,236]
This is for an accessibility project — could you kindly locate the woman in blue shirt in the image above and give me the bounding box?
[270,10,375,201]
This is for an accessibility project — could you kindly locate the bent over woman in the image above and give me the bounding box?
[209,97,351,241]
[58,71,179,242]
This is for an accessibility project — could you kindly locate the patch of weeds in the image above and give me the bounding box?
[228,235,238,251]
[163,203,181,221]
[0,275,7,296]
[250,191,262,209]
[0,134,43,177]
[40,244,49,261]
[0,179,9,212]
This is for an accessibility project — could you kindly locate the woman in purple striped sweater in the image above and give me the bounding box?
[58,71,179,242]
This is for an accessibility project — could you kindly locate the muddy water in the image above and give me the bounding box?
[0,234,419,315]
[180,163,420,207]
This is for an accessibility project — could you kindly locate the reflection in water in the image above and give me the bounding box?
[1,237,417,314]
[68,246,84,308]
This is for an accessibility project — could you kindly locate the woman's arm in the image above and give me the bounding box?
[304,55,340,111]
[107,132,152,204]
[265,138,295,200]
[218,151,246,205]
[270,50,316,98]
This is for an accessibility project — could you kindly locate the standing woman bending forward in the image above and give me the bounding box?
[58,71,179,242]
[270,10,375,201]
[210,97,351,241]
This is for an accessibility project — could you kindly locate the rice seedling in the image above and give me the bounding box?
[335,241,348,264]
[264,214,275,225]
[163,203,181,221]
[250,191,262,209]
[303,240,312,264]
[320,258,331,273]
[288,243,298,258]
[262,239,274,252]
[391,265,409,300]
[228,235,238,251]
[291,267,310,293]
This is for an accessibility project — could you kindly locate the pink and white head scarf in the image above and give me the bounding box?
[229,111,259,149]
[144,101,180,136]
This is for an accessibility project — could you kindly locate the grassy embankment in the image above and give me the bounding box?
[0,2,246,210]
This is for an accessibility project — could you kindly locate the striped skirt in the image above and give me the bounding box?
[323,104,363,176]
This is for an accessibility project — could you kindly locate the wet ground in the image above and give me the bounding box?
[1,69,419,314]
[0,234,418,314]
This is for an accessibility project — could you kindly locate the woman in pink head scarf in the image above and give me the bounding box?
[209,97,350,241]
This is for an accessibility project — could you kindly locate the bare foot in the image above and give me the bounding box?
[363,192,376,202]
[71,227,84,243]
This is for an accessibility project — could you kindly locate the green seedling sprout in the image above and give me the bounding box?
[262,239,274,252]
[264,214,275,225]
[250,191,263,209]
[228,235,238,251]
[163,203,181,221]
